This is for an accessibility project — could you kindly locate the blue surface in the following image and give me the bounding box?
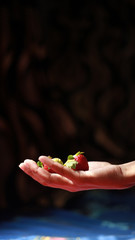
[0,190,135,240]
[0,208,135,240]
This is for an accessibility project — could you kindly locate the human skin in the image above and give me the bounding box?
[19,156,135,192]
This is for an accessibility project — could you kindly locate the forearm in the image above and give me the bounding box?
[85,162,135,190]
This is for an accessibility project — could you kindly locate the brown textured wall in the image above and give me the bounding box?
[0,0,135,209]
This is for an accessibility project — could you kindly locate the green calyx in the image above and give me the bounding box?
[67,151,84,160]
[75,151,84,156]
[37,160,44,168]
[64,160,78,169]
[67,155,74,160]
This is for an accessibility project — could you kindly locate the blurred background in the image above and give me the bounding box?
[0,0,135,213]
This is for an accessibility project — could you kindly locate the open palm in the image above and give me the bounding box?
[19,156,131,192]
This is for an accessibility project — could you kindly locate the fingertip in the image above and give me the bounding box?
[19,163,26,171]
[24,159,37,166]
[19,163,23,168]
[38,155,45,160]
[38,155,48,159]
[24,159,32,163]
[38,155,51,163]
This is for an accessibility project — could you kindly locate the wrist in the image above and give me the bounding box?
[119,161,135,188]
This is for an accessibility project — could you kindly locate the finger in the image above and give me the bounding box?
[39,156,79,182]
[19,159,49,185]
[19,159,37,169]
[19,159,76,192]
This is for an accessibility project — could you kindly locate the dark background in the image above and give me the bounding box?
[0,0,135,212]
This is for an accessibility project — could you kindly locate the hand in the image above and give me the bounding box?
[19,156,135,192]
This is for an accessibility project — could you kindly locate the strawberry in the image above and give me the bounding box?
[37,157,63,173]
[64,151,89,171]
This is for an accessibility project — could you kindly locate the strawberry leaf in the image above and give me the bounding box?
[37,160,44,168]
[64,160,78,169]
[75,151,84,156]
[67,154,74,160]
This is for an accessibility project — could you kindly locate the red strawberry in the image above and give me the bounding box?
[43,164,54,173]
[64,151,89,171]
[74,152,89,170]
